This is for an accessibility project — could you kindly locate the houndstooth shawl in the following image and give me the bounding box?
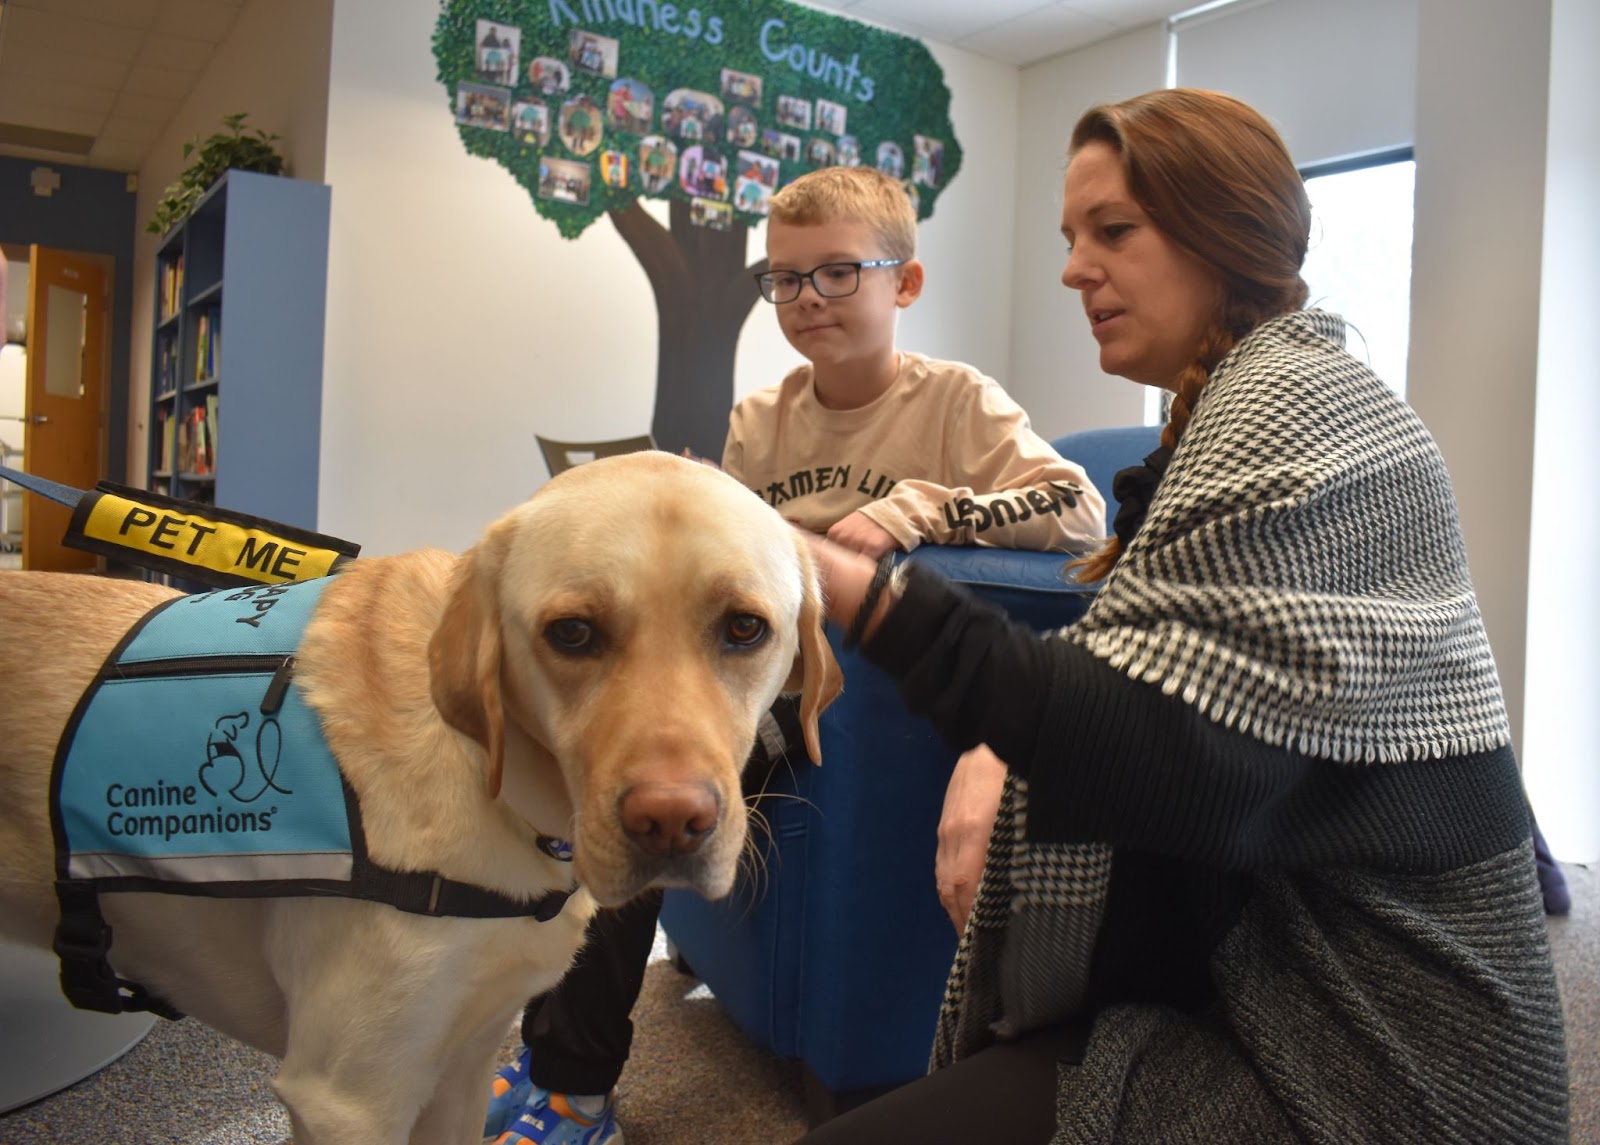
[933,309,1513,1068]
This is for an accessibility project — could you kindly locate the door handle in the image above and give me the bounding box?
[29,414,50,425]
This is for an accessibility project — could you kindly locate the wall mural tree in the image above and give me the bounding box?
[434,0,962,458]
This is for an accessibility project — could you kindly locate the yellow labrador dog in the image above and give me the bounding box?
[0,451,841,1144]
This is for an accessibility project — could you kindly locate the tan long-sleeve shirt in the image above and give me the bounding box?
[722,353,1106,552]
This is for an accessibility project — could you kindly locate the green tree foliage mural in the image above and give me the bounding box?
[435,0,963,458]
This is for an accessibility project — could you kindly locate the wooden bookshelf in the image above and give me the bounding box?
[146,170,330,528]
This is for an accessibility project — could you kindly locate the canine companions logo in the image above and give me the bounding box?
[200,712,292,802]
[98,710,297,844]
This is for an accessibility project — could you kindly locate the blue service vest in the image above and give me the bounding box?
[56,579,354,888]
[49,579,573,1017]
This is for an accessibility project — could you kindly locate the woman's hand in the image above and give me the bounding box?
[802,531,890,633]
[936,743,1008,933]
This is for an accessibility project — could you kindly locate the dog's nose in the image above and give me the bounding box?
[620,782,719,857]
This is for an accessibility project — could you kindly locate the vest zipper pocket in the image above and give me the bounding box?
[109,653,294,714]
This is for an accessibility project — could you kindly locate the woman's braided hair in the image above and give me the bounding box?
[1071,89,1313,583]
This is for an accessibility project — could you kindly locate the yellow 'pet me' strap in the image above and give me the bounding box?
[0,465,358,588]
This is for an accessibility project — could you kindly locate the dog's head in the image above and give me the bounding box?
[428,452,842,906]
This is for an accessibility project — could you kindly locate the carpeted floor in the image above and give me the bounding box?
[0,927,810,1145]
[3,865,1594,1144]
[1550,862,1599,1144]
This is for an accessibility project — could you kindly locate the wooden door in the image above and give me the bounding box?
[23,246,108,571]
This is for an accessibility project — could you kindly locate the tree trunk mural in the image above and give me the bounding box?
[610,200,767,459]
[435,0,963,460]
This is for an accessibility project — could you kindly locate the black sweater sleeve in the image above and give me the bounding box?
[863,566,1529,873]
[862,561,1056,767]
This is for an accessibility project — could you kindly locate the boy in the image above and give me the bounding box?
[486,167,1105,1145]
[726,167,1104,556]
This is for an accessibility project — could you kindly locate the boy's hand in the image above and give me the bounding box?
[680,448,722,470]
[825,511,899,558]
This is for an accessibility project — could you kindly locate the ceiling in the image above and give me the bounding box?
[804,0,1184,64]
[0,0,1187,173]
[0,0,245,171]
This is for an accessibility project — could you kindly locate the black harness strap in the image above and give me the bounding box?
[342,868,575,923]
[54,882,184,1019]
[51,874,576,1019]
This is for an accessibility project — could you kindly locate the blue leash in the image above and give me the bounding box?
[0,462,82,507]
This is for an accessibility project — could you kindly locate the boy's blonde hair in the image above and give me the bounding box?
[767,166,917,261]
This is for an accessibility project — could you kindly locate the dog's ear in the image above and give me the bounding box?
[429,534,508,799]
[785,534,844,765]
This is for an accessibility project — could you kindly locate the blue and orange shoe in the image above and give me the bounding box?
[485,1046,536,1138]
[490,1081,622,1145]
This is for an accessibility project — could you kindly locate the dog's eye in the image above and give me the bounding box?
[724,614,768,648]
[545,618,598,654]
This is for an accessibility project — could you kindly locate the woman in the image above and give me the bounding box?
[798,89,1567,1144]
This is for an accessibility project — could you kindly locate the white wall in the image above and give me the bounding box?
[894,42,1021,396]
[321,0,1021,556]
[1408,0,1550,831]
[1175,0,1417,167]
[126,0,333,484]
[1522,0,1600,860]
[1006,23,1166,439]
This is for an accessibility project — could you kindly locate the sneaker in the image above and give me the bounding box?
[491,1085,622,1145]
[485,1047,536,1138]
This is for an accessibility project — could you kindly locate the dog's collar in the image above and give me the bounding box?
[537,835,575,862]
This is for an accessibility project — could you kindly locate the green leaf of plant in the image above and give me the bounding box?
[145,112,289,233]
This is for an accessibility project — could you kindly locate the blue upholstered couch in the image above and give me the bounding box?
[658,425,1162,1123]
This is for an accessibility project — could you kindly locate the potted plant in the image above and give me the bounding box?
[146,113,287,235]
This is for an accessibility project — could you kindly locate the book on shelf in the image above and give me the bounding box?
[158,339,178,395]
[205,395,219,457]
[189,405,214,475]
[194,308,221,382]
[157,409,175,473]
[160,257,184,321]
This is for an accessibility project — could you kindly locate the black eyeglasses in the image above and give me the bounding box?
[754,259,906,304]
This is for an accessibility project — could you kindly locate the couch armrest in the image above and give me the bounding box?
[902,544,1096,630]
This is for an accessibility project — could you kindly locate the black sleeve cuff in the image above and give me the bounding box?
[860,563,1056,769]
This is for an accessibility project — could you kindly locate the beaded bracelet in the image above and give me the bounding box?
[843,553,896,649]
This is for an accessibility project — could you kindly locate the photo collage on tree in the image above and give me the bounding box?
[455,16,943,229]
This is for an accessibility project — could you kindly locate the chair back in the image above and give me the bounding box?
[535,434,657,477]
[1051,423,1164,528]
